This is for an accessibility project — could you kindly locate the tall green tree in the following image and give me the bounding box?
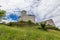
[0,10,6,21]
[40,22,47,30]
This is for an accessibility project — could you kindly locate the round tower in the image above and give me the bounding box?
[21,10,27,16]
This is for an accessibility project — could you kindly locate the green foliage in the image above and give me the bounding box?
[17,20,27,27]
[54,27,60,31]
[0,10,6,18]
[27,20,32,25]
[40,22,46,30]
[0,24,60,40]
[7,22,16,26]
[16,20,35,27]
[46,26,60,31]
[27,20,35,26]
[35,23,39,26]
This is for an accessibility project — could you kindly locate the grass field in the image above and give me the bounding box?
[0,24,60,40]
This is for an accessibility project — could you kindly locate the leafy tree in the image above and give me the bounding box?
[27,20,34,26]
[35,23,39,26]
[17,20,27,27]
[0,10,6,22]
[40,22,46,30]
[0,10,6,18]
[7,22,16,26]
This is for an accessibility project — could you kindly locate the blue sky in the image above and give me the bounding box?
[7,14,19,21]
[0,0,60,28]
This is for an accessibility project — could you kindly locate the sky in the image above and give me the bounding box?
[0,0,60,28]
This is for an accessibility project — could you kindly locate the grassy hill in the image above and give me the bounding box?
[0,24,60,40]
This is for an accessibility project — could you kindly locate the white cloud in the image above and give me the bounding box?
[0,0,60,28]
[37,0,60,27]
[0,0,31,10]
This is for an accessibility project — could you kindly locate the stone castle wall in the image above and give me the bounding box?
[20,15,35,22]
[20,10,35,22]
[45,19,55,26]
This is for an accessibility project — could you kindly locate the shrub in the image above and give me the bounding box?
[17,20,27,27]
[27,20,35,26]
[27,20,32,24]
[45,25,60,31]
[54,27,60,31]
[35,23,39,26]
[7,22,16,26]
[40,22,46,30]
[0,10,6,22]
[0,10,6,18]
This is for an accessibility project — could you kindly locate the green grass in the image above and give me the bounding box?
[0,24,60,40]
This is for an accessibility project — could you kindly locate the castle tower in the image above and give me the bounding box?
[21,10,27,16]
[20,10,35,22]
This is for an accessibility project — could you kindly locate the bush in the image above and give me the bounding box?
[17,20,27,27]
[7,22,16,26]
[27,20,35,26]
[35,23,39,26]
[54,27,60,31]
[27,20,32,25]
[0,10,6,18]
[40,22,46,30]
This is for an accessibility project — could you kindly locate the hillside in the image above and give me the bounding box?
[0,24,60,40]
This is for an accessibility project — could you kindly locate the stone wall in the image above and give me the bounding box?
[45,19,55,26]
[19,10,35,22]
[20,15,35,22]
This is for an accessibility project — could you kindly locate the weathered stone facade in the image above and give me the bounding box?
[19,10,35,22]
[42,19,55,26]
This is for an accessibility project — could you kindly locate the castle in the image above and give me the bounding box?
[41,19,55,26]
[19,10,35,22]
[19,10,55,26]
[1,10,55,26]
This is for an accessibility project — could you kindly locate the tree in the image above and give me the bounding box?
[27,20,34,26]
[7,22,16,26]
[17,20,27,27]
[0,10,6,17]
[40,22,46,30]
[0,10,6,21]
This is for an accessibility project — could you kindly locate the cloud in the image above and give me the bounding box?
[0,0,31,10]
[37,0,60,27]
[0,0,60,28]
